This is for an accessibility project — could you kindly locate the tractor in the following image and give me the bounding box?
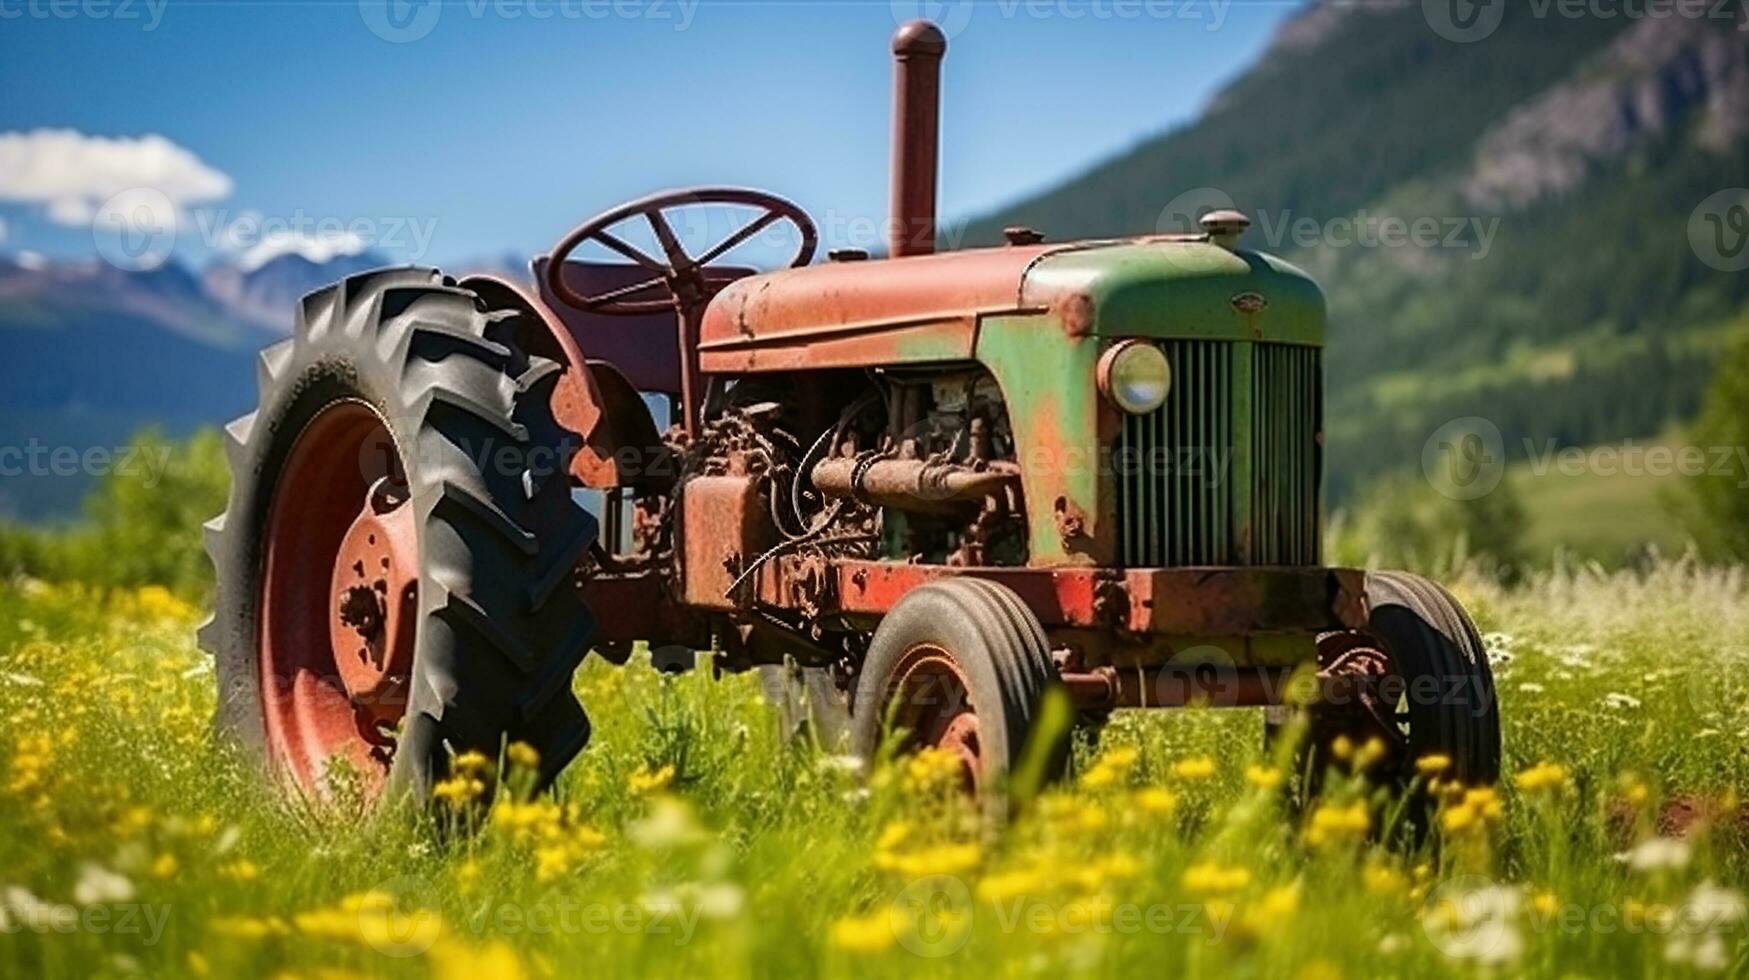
[198,20,1500,807]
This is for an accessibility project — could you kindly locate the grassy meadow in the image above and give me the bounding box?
[1,557,1747,978]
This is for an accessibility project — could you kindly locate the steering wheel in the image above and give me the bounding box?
[545,187,818,316]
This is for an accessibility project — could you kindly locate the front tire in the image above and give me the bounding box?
[851,579,1067,800]
[199,267,598,802]
[1301,570,1501,796]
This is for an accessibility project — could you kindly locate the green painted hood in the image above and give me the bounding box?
[1020,240,1326,346]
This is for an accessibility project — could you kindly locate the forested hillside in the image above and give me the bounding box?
[963,1,1749,499]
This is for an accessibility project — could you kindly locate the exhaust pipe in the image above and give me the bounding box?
[889,20,946,258]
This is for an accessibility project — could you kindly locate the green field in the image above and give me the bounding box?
[1,560,1746,978]
[1509,438,1695,565]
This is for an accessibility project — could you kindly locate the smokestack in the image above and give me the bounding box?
[889,20,946,258]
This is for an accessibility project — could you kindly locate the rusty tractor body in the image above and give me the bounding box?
[201,20,1500,807]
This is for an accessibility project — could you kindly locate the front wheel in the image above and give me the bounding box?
[199,268,598,804]
[1299,570,1502,797]
[851,579,1067,803]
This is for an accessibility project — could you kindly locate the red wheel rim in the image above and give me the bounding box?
[886,643,982,794]
[258,401,414,799]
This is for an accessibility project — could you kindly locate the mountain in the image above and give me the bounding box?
[203,250,391,330]
[0,257,272,519]
[0,251,536,519]
[962,1,1749,500]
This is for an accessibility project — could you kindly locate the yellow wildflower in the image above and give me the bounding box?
[135,585,198,622]
[1304,801,1370,848]
[1415,754,1452,777]
[432,775,487,807]
[210,915,293,940]
[629,763,675,795]
[1354,737,1389,770]
[1363,862,1407,897]
[1531,890,1559,919]
[1514,761,1569,794]
[151,854,179,880]
[902,748,964,794]
[455,860,481,893]
[1441,786,1505,835]
[1171,755,1217,781]
[828,909,902,953]
[219,859,261,882]
[1245,765,1283,790]
[1081,744,1140,789]
[432,940,527,980]
[452,750,492,776]
[978,866,1050,902]
[505,742,540,771]
[1134,786,1177,814]
[1182,861,1251,896]
[876,842,981,878]
[874,820,912,854]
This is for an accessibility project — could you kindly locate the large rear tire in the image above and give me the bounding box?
[199,267,598,802]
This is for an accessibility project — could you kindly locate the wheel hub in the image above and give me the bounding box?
[891,645,983,795]
[327,478,418,717]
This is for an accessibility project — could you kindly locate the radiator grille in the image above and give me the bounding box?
[1113,340,1320,567]
[1252,343,1321,566]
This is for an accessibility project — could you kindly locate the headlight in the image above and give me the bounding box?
[1098,341,1171,414]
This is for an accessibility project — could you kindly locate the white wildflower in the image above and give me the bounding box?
[1665,883,1746,973]
[1616,838,1692,873]
[816,754,865,776]
[2,886,78,932]
[1603,692,1642,711]
[642,881,745,921]
[1424,883,1524,967]
[627,797,710,850]
[72,865,135,906]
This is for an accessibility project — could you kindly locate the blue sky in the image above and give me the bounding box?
[0,0,1299,267]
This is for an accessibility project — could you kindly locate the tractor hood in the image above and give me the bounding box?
[696,237,1325,373]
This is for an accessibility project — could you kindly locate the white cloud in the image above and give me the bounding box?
[237,229,368,272]
[0,129,231,228]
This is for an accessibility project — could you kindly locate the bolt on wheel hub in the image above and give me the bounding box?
[328,477,418,719]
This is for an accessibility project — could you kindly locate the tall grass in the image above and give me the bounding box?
[0,557,1745,977]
